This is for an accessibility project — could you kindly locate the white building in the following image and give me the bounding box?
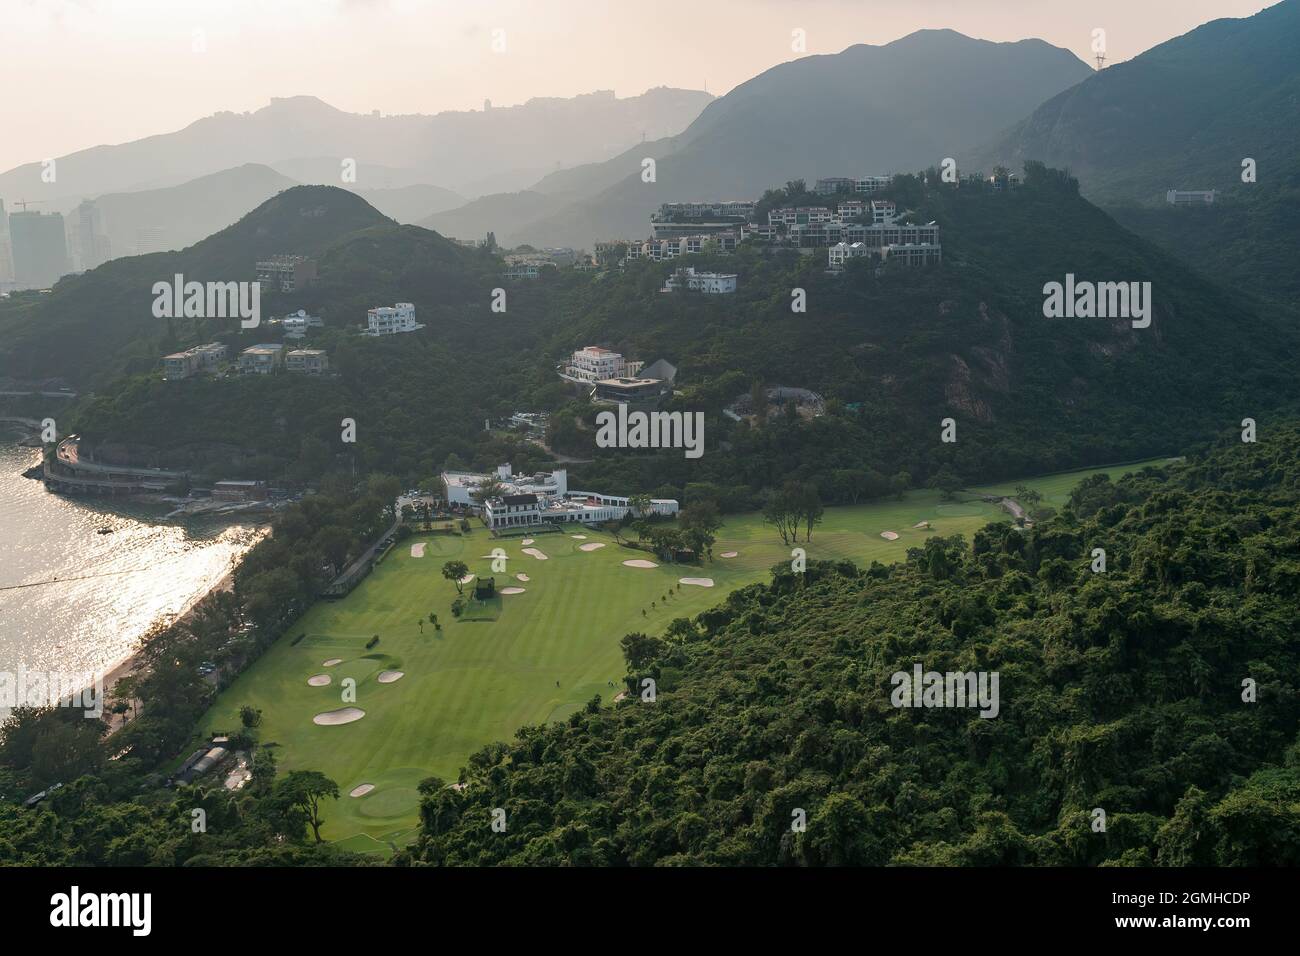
[561,346,643,384]
[281,309,323,338]
[828,242,874,270]
[662,266,737,293]
[442,464,678,530]
[1166,189,1216,206]
[366,302,423,336]
[870,200,898,225]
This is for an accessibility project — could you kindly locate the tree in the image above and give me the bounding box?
[764,484,802,546]
[798,484,824,542]
[442,560,470,594]
[620,632,665,671]
[276,771,339,843]
[239,705,263,729]
[680,500,722,559]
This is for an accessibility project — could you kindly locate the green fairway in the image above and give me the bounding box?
[198,458,1171,847]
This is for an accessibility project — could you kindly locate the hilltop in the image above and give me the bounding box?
[970,0,1300,306]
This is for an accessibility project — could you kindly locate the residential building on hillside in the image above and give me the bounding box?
[855,176,892,194]
[238,343,285,374]
[881,242,943,266]
[365,302,423,336]
[256,255,317,293]
[662,266,737,293]
[285,349,329,374]
[815,177,856,195]
[279,309,323,338]
[871,200,898,224]
[828,242,874,270]
[651,201,754,239]
[162,342,228,380]
[560,346,644,384]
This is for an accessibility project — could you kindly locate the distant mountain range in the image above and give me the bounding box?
[0,87,713,209]
[421,30,1094,246]
[971,0,1300,306]
[86,164,463,261]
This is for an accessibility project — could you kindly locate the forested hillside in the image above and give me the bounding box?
[55,167,1300,501]
[971,0,1300,306]
[405,425,1300,866]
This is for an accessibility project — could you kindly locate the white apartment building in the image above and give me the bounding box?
[366,302,423,336]
[871,200,898,225]
[561,346,643,383]
[828,242,874,270]
[768,206,834,227]
[662,267,737,293]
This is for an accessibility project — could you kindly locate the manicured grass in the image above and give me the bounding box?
[199,459,1169,847]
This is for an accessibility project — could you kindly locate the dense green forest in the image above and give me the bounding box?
[403,424,1300,866]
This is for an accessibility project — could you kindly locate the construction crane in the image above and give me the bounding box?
[11,199,47,211]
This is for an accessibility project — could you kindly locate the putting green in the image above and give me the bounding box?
[197,459,1167,847]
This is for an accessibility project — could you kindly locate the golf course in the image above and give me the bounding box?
[197,458,1172,852]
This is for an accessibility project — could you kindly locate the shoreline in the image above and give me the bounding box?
[99,526,269,733]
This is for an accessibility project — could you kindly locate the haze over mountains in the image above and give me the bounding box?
[421,30,1094,246]
[0,87,710,272]
[972,0,1300,304]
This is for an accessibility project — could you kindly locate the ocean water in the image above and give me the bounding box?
[0,439,262,714]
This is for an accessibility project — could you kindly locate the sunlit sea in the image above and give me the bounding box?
[0,438,263,715]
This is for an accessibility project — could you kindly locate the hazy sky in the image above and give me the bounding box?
[1,0,1277,172]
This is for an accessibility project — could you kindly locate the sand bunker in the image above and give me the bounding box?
[323,658,343,667]
[307,674,332,687]
[516,573,530,582]
[570,534,587,539]
[410,542,426,557]
[458,573,476,584]
[913,521,931,529]
[720,551,739,558]
[349,784,374,798]
[521,538,535,545]
[313,707,365,726]
[522,548,549,560]
[679,577,715,588]
[500,587,526,595]
[376,670,404,683]
[623,559,658,569]
[880,531,900,540]
[579,542,606,551]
